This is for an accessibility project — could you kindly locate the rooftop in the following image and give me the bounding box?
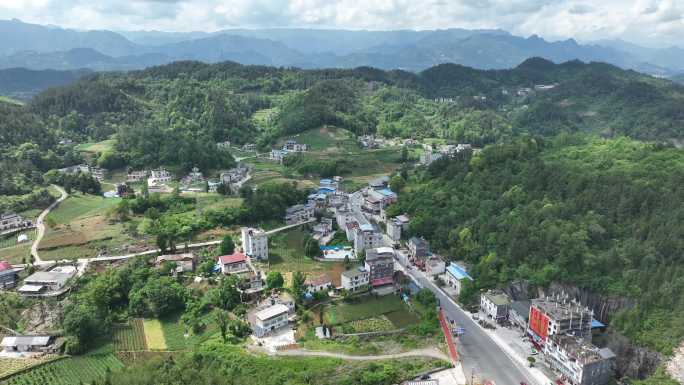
[24,271,73,285]
[446,263,472,281]
[305,274,331,287]
[255,303,290,321]
[0,261,12,272]
[156,253,194,263]
[1,336,52,347]
[219,253,247,264]
[409,237,428,248]
[484,291,511,306]
[511,300,532,319]
[341,268,368,279]
[395,214,409,223]
[550,334,615,365]
[532,296,593,322]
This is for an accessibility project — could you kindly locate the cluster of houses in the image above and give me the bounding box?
[58,164,106,182]
[0,212,33,234]
[419,143,474,166]
[124,164,249,195]
[270,139,309,164]
[479,291,615,385]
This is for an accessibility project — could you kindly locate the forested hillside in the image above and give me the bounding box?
[387,134,684,355]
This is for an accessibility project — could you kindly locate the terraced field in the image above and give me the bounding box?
[0,349,122,385]
[112,319,147,351]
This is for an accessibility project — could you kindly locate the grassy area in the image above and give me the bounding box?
[323,295,414,326]
[75,138,116,155]
[1,348,123,385]
[0,96,23,106]
[281,126,357,152]
[252,107,278,127]
[0,229,36,249]
[143,319,167,351]
[266,229,345,283]
[39,193,145,260]
[159,312,219,351]
[112,319,147,351]
[194,194,243,212]
[0,229,36,264]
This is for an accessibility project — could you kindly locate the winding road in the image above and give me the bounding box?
[274,347,450,361]
[31,185,67,265]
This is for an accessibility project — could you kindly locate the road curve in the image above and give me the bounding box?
[31,185,67,264]
[274,347,450,362]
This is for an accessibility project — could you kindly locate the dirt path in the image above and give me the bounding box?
[31,185,67,265]
[274,347,450,362]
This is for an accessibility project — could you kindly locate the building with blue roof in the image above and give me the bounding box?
[445,262,473,296]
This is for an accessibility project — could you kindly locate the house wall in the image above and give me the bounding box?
[255,313,289,337]
[221,261,247,274]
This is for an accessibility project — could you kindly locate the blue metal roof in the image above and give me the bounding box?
[378,188,396,197]
[446,263,473,281]
[591,318,605,329]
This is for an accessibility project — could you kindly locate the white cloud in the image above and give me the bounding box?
[0,0,682,47]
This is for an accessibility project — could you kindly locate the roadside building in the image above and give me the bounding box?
[126,170,148,183]
[1,336,57,354]
[304,274,332,294]
[353,224,383,254]
[341,267,370,292]
[284,204,315,225]
[444,263,473,295]
[480,290,511,321]
[386,214,409,243]
[408,237,429,259]
[364,247,395,288]
[0,261,17,289]
[510,300,531,331]
[18,270,74,295]
[218,252,249,275]
[368,176,389,190]
[543,334,616,385]
[155,253,195,273]
[425,256,446,276]
[253,304,290,337]
[0,213,32,232]
[528,296,593,346]
[241,227,268,260]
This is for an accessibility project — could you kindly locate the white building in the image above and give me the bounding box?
[0,213,32,232]
[284,204,315,225]
[480,290,511,321]
[304,274,332,294]
[218,253,249,275]
[241,227,268,261]
[254,304,290,337]
[126,170,148,183]
[341,268,370,292]
[270,149,288,163]
[353,224,383,254]
[444,263,473,296]
[148,168,172,185]
[543,334,616,385]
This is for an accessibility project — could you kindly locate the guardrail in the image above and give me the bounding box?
[438,309,459,362]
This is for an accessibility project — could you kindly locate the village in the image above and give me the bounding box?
[0,134,616,385]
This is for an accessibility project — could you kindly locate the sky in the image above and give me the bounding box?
[0,0,683,47]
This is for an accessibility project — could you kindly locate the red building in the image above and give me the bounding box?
[527,296,593,346]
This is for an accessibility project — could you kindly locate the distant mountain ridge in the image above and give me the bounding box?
[1,19,684,75]
[0,67,91,100]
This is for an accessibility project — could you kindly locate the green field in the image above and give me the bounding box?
[160,312,219,351]
[0,229,36,263]
[324,296,417,327]
[112,319,147,351]
[267,229,345,282]
[75,138,116,154]
[1,349,123,385]
[282,126,357,152]
[194,195,243,212]
[143,319,167,351]
[39,193,143,260]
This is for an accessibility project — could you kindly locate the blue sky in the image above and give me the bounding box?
[1,0,682,47]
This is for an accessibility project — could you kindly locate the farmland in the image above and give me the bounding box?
[160,313,220,351]
[142,319,167,351]
[323,295,412,326]
[0,349,123,385]
[112,319,147,351]
[0,356,61,380]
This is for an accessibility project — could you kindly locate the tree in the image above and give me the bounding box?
[219,235,235,255]
[215,309,230,343]
[401,146,409,162]
[357,249,366,265]
[291,271,307,299]
[266,271,284,289]
[128,276,187,317]
[208,277,241,311]
[304,237,320,259]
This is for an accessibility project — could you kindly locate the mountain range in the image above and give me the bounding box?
[1,19,684,77]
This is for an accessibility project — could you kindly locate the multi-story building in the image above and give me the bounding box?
[425,256,445,276]
[0,213,32,232]
[241,227,268,261]
[126,170,148,183]
[364,247,395,287]
[253,304,290,337]
[341,267,370,292]
[0,261,17,289]
[284,204,315,225]
[148,168,172,185]
[218,252,249,274]
[528,296,593,345]
[543,334,616,385]
[283,140,308,152]
[270,149,288,164]
[386,214,409,242]
[408,237,429,259]
[444,262,473,296]
[353,224,383,254]
[481,290,511,321]
[510,300,532,331]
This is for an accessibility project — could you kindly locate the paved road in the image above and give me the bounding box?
[31,184,67,264]
[395,252,539,385]
[275,347,450,361]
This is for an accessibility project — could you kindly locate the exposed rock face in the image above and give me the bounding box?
[666,342,684,383]
[505,280,664,380]
[21,300,62,333]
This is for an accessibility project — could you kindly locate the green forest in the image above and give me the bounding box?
[387,134,684,355]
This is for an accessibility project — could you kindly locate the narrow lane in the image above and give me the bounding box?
[31,184,67,264]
